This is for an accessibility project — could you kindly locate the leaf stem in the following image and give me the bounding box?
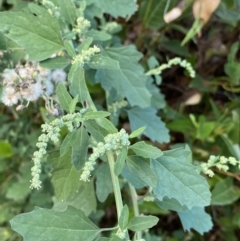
[129,183,142,240]
[106,151,123,219]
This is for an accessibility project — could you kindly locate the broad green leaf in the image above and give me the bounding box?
[69,65,88,104]
[151,156,211,209]
[87,55,120,70]
[0,141,13,158]
[72,126,89,171]
[96,164,113,202]
[77,37,93,53]
[95,0,137,18]
[127,156,157,188]
[6,180,30,201]
[40,56,70,69]
[0,5,63,61]
[86,29,111,41]
[224,61,240,86]
[84,120,109,142]
[83,110,111,120]
[96,118,117,134]
[129,126,146,139]
[60,131,76,157]
[114,146,128,175]
[178,207,213,235]
[119,205,129,230]
[69,94,79,114]
[155,197,188,212]
[121,163,145,189]
[57,0,77,25]
[64,40,76,57]
[51,149,81,201]
[127,215,159,231]
[130,141,163,159]
[127,107,170,143]
[10,206,100,241]
[139,0,177,30]
[56,83,72,112]
[95,46,151,108]
[211,178,240,205]
[53,180,96,216]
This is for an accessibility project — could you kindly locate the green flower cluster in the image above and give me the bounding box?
[30,112,83,189]
[146,57,196,78]
[42,0,60,18]
[108,100,128,115]
[72,17,91,36]
[71,45,101,66]
[80,129,130,182]
[116,228,127,239]
[201,155,240,177]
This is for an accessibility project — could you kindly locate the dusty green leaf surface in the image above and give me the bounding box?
[10,206,100,241]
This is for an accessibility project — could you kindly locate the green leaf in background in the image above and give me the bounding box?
[114,146,128,175]
[151,156,211,209]
[72,126,89,171]
[127,215,159,232]
[0,141,13,158]
[87,55,120,70]
[211,178,240,205]
[10,206,100,241]
[126,156,157,188]
[69,65,88,104]
[119,205,129,230]
[51,149,81,201]
[86,29,111,41]
[139,0,177,30]
[69,95,79,114]
[57,0,77,25]
[6,179,30,201]
[178,207,213,235]
[52,180,97,216]
[60,131,76,157]
[130,141,163,159]
[83,110,111,120]
[127,107,170,143]
[96,46,151,108]
[129,126,146,139]
[155,197,188,212]
[121,163,146,189]
[56,83,72,112]
[84,120,109,143]
[95,0,137,18]
[0,4,63,61]
[96,118,118,134]
[40,56,70,69]
[96,163,113,202]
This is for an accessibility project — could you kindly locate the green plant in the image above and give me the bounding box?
[0,1,240,241]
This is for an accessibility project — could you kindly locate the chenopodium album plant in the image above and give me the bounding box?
[0,0,223,240]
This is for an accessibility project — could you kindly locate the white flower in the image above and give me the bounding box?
[51,69,66,83]
[43,79,54,96]
[1,86,20,106]
[21,82,43,101]
[2,69,18,84]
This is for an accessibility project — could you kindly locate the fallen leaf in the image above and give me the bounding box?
[193,0,221,25]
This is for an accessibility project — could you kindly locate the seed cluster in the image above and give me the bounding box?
[80,129,130,182]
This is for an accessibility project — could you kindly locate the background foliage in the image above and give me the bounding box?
[0,0,240,240]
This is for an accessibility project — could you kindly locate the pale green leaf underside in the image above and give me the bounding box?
[0,7,64,61]
[95,46,151,108]
[127,107,170,143]
[10,206,100,241]
[178,207,213,235]
[151,156,211,209]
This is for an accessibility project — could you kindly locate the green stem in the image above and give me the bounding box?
[106,151,123,219]
[129,183,142,240]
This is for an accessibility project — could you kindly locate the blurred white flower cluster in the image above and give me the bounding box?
[1,62,66,110]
